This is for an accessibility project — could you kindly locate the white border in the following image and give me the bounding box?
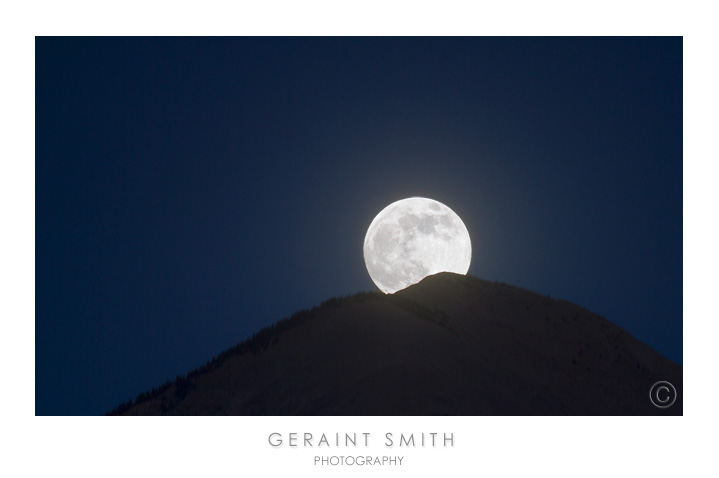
[3,1,715,477]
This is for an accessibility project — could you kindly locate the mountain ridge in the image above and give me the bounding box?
[110,273,682,415]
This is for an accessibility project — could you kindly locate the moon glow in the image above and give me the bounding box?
[363,197,472,294]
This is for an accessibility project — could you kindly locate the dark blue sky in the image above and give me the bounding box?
[36,37,682,415]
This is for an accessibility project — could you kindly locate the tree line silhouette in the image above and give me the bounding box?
[107,291,383,415]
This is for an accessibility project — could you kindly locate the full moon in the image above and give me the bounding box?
[363,197,472,294]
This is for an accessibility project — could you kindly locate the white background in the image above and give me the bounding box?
[2,1,716,477]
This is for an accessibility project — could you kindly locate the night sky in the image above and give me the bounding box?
[36,37,682,416]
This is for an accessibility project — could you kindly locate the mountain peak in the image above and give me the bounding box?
[112,274,681,415]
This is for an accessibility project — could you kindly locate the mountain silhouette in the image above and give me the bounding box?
[110,273,682,415]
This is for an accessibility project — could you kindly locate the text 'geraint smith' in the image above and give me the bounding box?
[268,432,454,447]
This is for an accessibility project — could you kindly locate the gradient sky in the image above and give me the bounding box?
[36,37,682,415]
